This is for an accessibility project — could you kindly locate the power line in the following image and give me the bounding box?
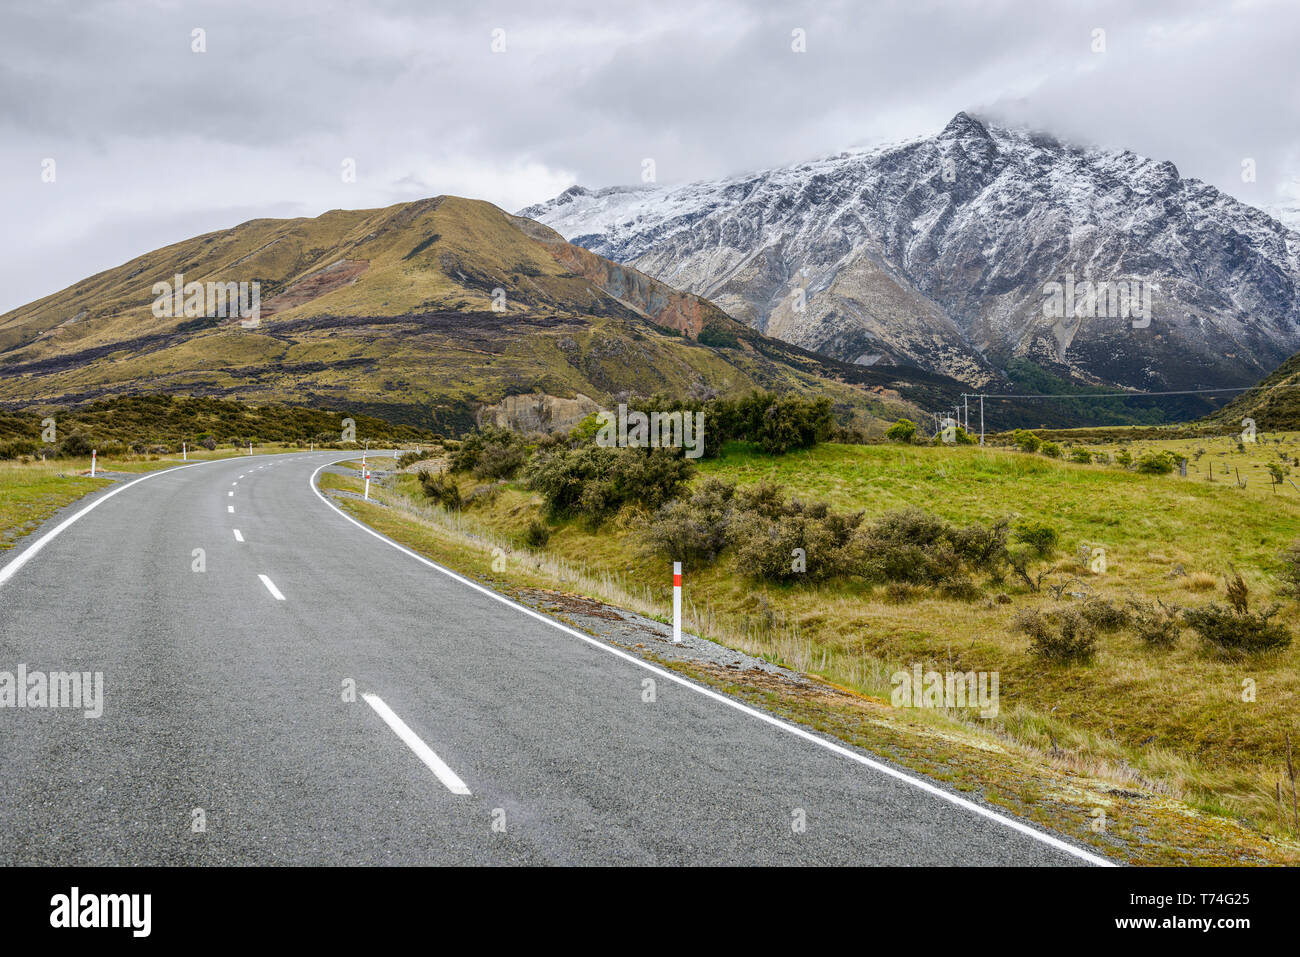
[977,385,1260,400]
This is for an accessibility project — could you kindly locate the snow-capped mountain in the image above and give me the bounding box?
[521,113,1300,392]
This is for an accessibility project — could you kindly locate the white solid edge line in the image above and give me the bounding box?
[309,461,1114,867]
[233,529,244,542]
[258,574,286,600]
[362,693,472,795]
[0,458,224,589]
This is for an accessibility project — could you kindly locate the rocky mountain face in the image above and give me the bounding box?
[521,113,1300,395]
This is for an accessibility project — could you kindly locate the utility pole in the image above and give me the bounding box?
[979,394,985,446]
[964,394,969,432]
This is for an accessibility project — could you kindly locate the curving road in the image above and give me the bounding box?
[0,452,1109,865]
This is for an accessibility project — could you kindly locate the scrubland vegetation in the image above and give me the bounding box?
[364,395,1300,857]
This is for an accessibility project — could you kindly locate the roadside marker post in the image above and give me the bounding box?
[672,561,682,644]
[182,441,187,461]
[90,449,97,477]
[363,469,371,501]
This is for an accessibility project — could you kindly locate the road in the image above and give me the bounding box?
[0,452,1108,865]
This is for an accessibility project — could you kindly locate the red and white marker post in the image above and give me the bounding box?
[672,561,682,644]
[90,449,97,477]
[182,441,187,461]
[363,468,372,501]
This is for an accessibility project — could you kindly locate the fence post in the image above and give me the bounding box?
[672,561,682,644]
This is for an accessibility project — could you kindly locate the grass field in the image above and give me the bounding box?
[323,431,1300,864]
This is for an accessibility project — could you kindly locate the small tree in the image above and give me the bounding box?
[1012,429,1041,453]
[885,418,917,443]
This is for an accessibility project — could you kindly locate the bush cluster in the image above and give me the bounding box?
[526,445,691,525]
[639,479,1036,596]
[1013,606,1099,663]
[417,470,462,510]
[450,427,526,480]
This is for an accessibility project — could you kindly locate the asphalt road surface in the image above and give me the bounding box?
[0,452,1110,866]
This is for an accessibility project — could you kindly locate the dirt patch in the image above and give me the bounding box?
[260,259,369,317]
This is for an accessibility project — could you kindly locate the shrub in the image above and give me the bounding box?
[950,519,1011,580]
[1078,596,1130,631]
[472,441,526,480]
[57,432,95,458]
[1012,520,1059,558]
[450,427,524,476]
[396,449,425,469]
[722,484,862,583]
[852,509,968,590]
[522,518,551,548]
[1040,441,1062,458]
[1278,540,1300,599]
[1183,603,1291,655]
[730,507,859,583]
[757,394,834,454]
[641,480,736,569]
[1014,607,1098,663]
[526,445,691,525]
[199,435,218,451]
[1128,599,1181,649]
[885,418,917,443]
[1011,429,1041,453]
[0,439,39,460]
[417,470,462,510]
[1115,449,1133,467]
[1136,451,1177,475]
[1069,448,1093,464]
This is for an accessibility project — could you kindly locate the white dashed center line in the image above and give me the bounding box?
[233,529,244,542]
[227,505,234,513]
[363,694,471,795]
[258,574,285,601]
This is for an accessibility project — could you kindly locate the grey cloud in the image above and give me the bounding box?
[1,0,1297,313]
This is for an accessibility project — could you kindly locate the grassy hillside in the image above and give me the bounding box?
[1204,348,1300,432]
[0,196,942,433]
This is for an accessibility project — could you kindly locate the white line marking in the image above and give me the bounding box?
[362,693,471,795]
[310,461,1113,867]
[258,574,285,600]
[231,481,238,486]
[227,505,234,513]
[228,491,234,497]
[233,529,244,542]
[0,459,222,589]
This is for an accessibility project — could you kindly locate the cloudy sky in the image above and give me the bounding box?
[2,0,1297,314]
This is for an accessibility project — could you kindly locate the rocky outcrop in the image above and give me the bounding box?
[476,392,600,433]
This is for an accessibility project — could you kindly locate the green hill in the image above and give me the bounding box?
[0,196,951,433]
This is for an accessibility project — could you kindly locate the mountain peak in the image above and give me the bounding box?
[939,111,992,140]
